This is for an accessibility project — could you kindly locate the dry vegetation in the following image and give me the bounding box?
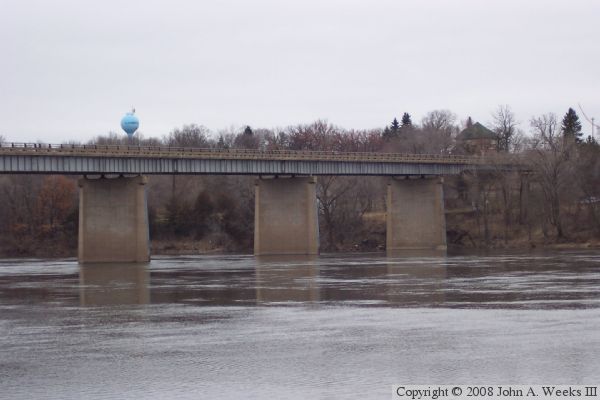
[1,108,599,257]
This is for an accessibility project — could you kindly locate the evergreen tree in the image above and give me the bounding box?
[382,126,392,140]
[244,125,253,136]
[217,135,226,149]
[561,108,583,143]
[390,118,400,136]
[401,112,412,127]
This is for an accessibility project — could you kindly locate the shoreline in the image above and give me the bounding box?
[1,240,598,261]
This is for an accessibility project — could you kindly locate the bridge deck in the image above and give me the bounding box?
[1,143,479,163]
[0,143,483,176]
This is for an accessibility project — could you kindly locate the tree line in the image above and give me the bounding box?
[0,106,598,256]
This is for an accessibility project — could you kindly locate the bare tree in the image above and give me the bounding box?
[529,113,576,238]
[88,131,160,146]
[463,170,496,245]
[317,176,374,250]
[317,176,353,250]
[287,120,340,151]
[421,110,456,132]
[509,129,527,153]
[164,124,210,148]
[574,141,600,236]
[421,110,458,154]
[492,105,518,152]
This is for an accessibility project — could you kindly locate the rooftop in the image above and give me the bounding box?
[458,122,497,140]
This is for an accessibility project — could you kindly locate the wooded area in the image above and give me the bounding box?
[1,106,599,257]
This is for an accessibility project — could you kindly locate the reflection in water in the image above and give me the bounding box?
[79,263,150,306]
[69,254,450,306]
[386,262,447,305]
[76,252,449,306]
[387,248,447,258]
[386,249,447,305]
[255,255,319,303]
[2,252,600,399]
[2,251,596,309]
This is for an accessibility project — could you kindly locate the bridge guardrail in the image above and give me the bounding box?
[0,142,484,164]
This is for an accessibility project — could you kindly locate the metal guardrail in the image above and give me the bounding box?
[0,142,483,164]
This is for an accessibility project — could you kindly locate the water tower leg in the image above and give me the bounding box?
[78,175,150,263]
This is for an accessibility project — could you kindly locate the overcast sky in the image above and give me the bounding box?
[1,0,599,143]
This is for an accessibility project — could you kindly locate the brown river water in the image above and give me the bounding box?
[1,251,599,399]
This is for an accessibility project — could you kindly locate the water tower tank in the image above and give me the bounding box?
[121,109,139,137]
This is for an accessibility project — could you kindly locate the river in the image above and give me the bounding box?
[1,251,599,399]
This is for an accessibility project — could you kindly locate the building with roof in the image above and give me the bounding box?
[456,121,497,155]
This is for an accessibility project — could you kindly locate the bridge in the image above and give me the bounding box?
[0,142,478,175]
[0,143,486,262]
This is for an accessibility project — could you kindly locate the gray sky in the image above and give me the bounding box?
[1,0,599,143]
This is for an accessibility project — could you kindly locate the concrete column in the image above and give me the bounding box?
[386,176,447,251]
[254,176,319,256]
[78,175,150,263]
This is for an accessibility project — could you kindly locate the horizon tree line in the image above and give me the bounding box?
[0,105,598,257]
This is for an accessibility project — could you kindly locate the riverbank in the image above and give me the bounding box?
[1,237,598,259]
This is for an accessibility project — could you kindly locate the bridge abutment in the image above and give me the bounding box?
[254,176,319,256]
[78,175,150,263]
[386,176,447,252]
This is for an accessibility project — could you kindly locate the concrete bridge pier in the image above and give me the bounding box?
[386,176,447,252]
[254,176,319,256]
[78,175,150,263]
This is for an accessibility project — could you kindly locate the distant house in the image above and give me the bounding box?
[456,121,497,155]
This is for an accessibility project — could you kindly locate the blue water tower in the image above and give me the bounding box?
[121,108,139,138]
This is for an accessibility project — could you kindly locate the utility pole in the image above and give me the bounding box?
[578,103,597,141]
